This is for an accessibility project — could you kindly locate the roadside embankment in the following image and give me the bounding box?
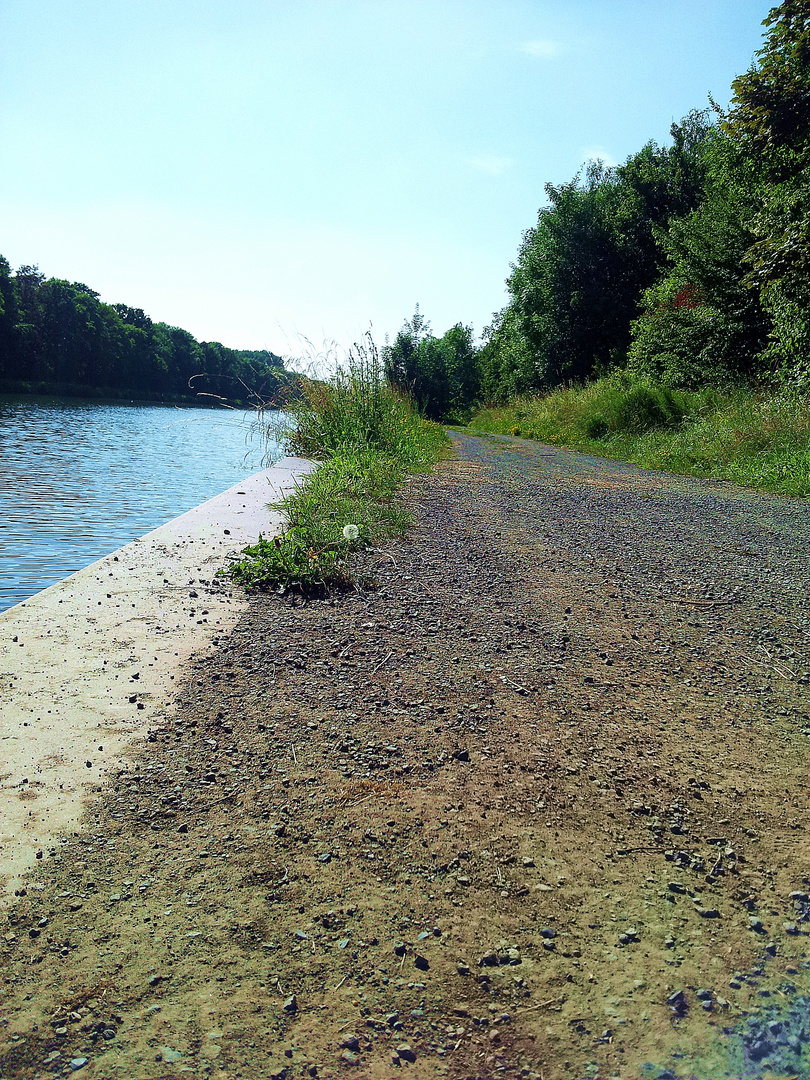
[0,457,313,902]
[468,377,810,498]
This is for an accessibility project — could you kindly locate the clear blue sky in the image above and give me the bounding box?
[0,0,772,356]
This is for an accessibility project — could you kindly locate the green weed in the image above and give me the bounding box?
[468,376,810,497]
[229,336,448,593]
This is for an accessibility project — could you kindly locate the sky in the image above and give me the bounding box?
[0,0,773,358]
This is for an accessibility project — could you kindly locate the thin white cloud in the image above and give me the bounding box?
[467,155,514,177]
[581,145,618,168]
[521,39,563,59]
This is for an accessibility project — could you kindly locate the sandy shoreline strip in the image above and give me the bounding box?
[0,456,314,903]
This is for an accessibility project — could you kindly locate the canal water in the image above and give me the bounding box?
[0,397,283,613]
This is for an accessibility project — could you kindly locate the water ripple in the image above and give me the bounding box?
[0,397,280,612]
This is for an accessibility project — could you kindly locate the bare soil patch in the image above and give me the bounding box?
[2,433,809,1080]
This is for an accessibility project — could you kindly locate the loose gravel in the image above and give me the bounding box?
[1,432,809,1080]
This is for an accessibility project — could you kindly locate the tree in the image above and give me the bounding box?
[482,114,714,395]
[723,0,810,384]
[384,308,479,420]
[0,251,292,399]
[725,0,810,172]
[0,256,20,378]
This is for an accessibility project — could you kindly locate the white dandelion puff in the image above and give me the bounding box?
[342,524,360,541]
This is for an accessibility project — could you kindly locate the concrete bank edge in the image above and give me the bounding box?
[0,456,315,902]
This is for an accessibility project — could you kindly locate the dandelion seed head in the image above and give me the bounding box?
[342,524,360,541]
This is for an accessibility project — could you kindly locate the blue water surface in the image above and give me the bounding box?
[0,397,281,612]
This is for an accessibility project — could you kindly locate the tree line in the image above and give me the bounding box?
[0,260,287,403]
[387,0,810,416]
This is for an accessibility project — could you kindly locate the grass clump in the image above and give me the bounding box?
[468,373,810,497]
[229,335,448,593]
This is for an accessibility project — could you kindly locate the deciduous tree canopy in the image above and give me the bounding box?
[479,1,810,398]
[0,257,288,403]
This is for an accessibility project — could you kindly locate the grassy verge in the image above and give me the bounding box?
[228,337,449,593]
[467,374,810,497]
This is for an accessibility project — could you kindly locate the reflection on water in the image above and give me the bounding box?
[0,397,280,612]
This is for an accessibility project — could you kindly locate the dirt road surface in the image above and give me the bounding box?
[1,432,809,1080]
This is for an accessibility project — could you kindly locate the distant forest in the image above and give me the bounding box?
[384,0,810,417]
[0,259,287,403]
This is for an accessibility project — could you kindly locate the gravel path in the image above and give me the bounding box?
[1,433,809,1080]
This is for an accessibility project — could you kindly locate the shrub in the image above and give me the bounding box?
[229,335,448,593]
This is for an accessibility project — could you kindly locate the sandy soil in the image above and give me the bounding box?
[1,434,809,1080]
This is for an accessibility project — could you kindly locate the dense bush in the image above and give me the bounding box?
[383,307,479,421]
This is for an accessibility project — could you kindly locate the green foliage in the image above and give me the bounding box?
[481,113,714,398]
[721,1,810,387]
[383,307,479,421]
[725,0,810,171]
[0,256,289,401]
[472,374,690,444]
[229,335,448,593]
[627,156,771,387]
[282,336,419,457]
[467,377,810,498]
[482,2,810,398]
